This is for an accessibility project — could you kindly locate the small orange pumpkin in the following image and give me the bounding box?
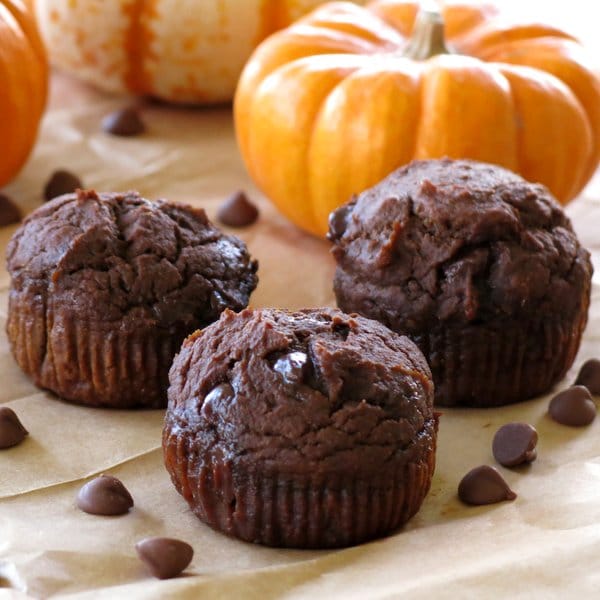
[0,0,47,188]
[33,0,350,104]
[235,1,600,236]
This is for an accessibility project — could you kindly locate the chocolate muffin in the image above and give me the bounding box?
[329,159,593,408]
[163,308,437,548]
[6,190,258,409]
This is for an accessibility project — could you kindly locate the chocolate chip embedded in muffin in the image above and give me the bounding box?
[329,159,593,407]
[163,307,438,549]
[6,190,258,409]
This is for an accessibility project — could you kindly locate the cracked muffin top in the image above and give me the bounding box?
[165,307,436,477]
[7,189,258,331]
[329,159,592,332]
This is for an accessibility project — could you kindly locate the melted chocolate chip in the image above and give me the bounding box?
[327,203,351,241]
[274,352,309,384]
[0,407,28,449]
[548,385,596,427]
[135,537,193,580]
[44,169,83,201]
[76,475,134,516]
[102,106,146,137]
[492,422,538,467]
[0,194,21,226]
[332,319,351,341]
[458,465,516,506]
[575,359,600,395]
[201,383,235,419]
[217,190,259,228]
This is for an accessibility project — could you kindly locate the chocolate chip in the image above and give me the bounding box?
[575,359,600,395]
[548,385,596,427]
[201,383,234,418]
[0,194,21,227]
[76,475,134,516]
[274,352,309,384]
[327,204,351,241]
[458,465,516,505]
[217,190,259,228]
[332,319,351,341]
[44,169,83,201]
[0,407,28,449]
[102,106,146,137]
[492,422,538,468]
[135,537,193,580]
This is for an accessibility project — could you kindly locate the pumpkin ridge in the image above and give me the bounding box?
[306,62,368,231]
[303,1,405,49]
[483,37,600,189]
[254,54,364,233]
[123,0,158,95]
[499,63,592,201]
[256,0,292,46]
[453,20,577,58]
[4,0,46,63]
[308,59,424,234]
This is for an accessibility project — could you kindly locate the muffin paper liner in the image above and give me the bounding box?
[7,292,178,408]
[163,424,437,549]
[414,311,589,407]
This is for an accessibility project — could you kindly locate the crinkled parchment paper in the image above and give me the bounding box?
[2,6,600,596]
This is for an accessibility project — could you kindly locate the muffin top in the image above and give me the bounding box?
[165,308,435,477]
[329,159,592,331]
[7,190,258,331]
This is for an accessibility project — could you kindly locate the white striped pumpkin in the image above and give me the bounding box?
[34,0,340,104]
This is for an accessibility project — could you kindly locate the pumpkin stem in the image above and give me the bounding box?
[403,2,452,60]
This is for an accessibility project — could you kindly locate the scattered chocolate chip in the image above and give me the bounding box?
[76,474,134,516]
[217,190,259,228]
[201,383,235,419]
[274,351,309,384]
[135,537,193,580]
[575,359,600,395]
[0,194,21,227]
[492,422,538,468]
[458,465,516,506]
[0,407,28,449]
[548,385,596,427]
[44,169,83,201]
[327,203,351,241]
[102,106,146,137]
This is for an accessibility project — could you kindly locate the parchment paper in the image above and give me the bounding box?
[2,6,600,596]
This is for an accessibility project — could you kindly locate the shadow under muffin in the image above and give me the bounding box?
[6,189,258,409]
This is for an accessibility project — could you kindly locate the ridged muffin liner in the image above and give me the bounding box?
[163,422,437,549]
[7,292,179,408]
[414,310,589,408]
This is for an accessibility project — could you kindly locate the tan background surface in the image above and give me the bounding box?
[2,2,600,598]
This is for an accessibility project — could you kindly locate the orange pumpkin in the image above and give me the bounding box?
[33,0,352,104]
[0,0,47,188]
[235,1,600,236]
